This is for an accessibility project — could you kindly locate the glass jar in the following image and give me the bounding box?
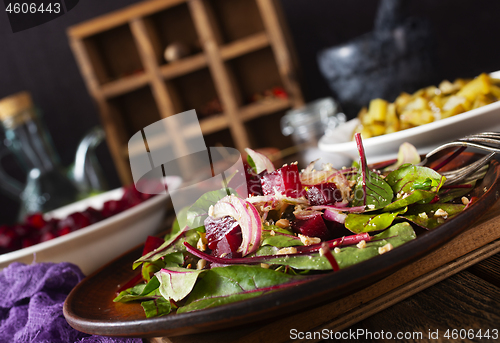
[281,97,346,166]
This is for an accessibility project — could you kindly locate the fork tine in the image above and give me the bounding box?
[418,142,469,167]
[441,152,495,185]
[453,140,500,153]
[458,136,500,147]
[462,132,500,139]
[418,132,500,185]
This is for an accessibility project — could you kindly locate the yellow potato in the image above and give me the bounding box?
[400,110,434,126]
[395,92,412,113]
[353,72,498,139]
[367,98,388,122]
[385,103,399,134]
[456,73,490,101]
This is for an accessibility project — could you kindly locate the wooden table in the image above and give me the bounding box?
[145,190,500,343]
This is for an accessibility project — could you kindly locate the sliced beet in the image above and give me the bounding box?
[261,164,303,198]
[324,220,351,239]
[57,212,91,231]
[240,161,265,196]
[0,225,18,252]
[291,213,330,240]
[204,216,241,250]
[305,183,341,206]
[101,200,123,218]
[83,207,102,224]
[25,213,46,230]
[211,230,242,259]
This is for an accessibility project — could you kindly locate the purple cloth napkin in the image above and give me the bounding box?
[0,261,143,343]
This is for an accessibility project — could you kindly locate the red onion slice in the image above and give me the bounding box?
[293,209,323,220]
[309,205,366,213]
[211,195,263,256]
[323,209,347,223]
[245,148,275,174]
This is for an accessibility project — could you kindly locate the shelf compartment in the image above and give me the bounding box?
[159,53,208,80]
[100,73,150,98]
[203,127,235,150]
[226,46,285,104]
[167,68,221,118]
[207,0,265,44]
[220,32,270,61]
[108,86,161,139]
[67,0,188,39]
[82,24,143,85]
[144,2,201,66]
[240,97,291,122]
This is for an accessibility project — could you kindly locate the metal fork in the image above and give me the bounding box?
[419,132,500,185]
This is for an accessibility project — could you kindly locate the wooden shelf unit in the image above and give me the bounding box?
[67,0,304,184]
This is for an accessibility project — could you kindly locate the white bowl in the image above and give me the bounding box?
[0,176,182,275]
[319,92,500,164]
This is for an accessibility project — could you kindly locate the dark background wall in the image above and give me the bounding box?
[0,0,499,224]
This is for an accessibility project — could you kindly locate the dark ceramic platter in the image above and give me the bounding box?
[63,154,500,338]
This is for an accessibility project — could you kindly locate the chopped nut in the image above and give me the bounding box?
[277,247,297,255]
[197,237,207,251]
[186,263,192,269]
[367,204,375,210]
[197,259,207,270]
[461,197,470,205]
[484,187,488,193]
[275,219,290,229]
[269,230,276,236]
[434,208,448,219]
[334,247,341,254]
[357,240,367,249]
[418,212,428,220]
[378,243,393,255]
[298,234,321,246]
[260,263,270,269]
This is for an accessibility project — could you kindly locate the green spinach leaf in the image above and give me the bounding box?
[401,203,465,230]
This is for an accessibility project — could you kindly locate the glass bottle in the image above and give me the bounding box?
[0,91,79,220]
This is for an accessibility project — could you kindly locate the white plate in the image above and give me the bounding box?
[0,176,182,275]
[319,93,500,164]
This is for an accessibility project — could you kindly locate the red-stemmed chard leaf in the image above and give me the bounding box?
[351,133,394,210]
[184,232,371,265]
[320,242,340,271]
[155,267,205,302]
[177,265,318,314]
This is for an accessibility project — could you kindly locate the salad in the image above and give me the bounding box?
[114,134,484,318]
